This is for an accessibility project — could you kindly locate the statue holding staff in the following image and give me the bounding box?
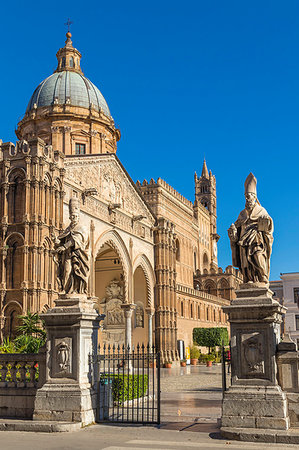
[52,198,90,294]
[228,173,273,284]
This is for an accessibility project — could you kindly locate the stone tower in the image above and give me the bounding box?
[195,159,218,268]
[0,139,64,339]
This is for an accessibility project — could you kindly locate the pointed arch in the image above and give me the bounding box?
[94,230,132,303]
[133,254,155,309]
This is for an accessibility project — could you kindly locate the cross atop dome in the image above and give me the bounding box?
[55,29,83,74]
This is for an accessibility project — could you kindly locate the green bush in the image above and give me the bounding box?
[193,327,229,352]
[100,374,148,404]
[0,312,46,354]
[198,354,214,363]
[190,345,200,359]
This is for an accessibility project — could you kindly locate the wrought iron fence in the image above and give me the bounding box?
[97,344,160,424]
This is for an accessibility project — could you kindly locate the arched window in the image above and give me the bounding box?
[176,239,180,262]
[204,280,217,296]
[8,170,25,223]
[219,279,230,300]
[6,235,24,289]
[61,57,66,67]
[203,253,209,269]
[194,251,197,272]
[3,302,22,340]
[70,57,74,67]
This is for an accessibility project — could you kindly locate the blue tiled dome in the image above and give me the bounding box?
[26,71,111,117]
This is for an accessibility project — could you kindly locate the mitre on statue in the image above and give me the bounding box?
[69,197,80,213]
[244,173,257,195]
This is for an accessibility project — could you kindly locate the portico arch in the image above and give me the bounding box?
[94,230,132,304]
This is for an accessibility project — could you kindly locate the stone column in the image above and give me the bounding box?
[146,309,154,348]
[221,285,289,435]
[121,304,135,350]
[34,295,104,425]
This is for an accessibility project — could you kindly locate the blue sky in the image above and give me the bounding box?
[0,1,298,279]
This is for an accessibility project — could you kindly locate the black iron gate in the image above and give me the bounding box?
[97,344,160,424]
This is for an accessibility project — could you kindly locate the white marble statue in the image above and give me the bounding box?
[228,173,273,284]
[53,198,90,294]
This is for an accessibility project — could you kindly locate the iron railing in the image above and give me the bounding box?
[97,344,160,424]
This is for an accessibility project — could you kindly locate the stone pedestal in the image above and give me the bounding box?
[34,295,104,426]
[221,285,289,432]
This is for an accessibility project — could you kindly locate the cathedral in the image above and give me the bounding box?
[0,33,241,362]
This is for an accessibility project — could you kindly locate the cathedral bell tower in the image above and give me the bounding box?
[195,159,219,268]
[0,138,64,339]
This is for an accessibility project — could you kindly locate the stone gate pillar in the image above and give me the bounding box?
[34,295,103,425]
[221,285,289,433]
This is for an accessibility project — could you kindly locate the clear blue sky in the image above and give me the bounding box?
[1,1,298,280]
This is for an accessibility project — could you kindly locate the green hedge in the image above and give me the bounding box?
[100,374,148,404]
[193,327,229,350]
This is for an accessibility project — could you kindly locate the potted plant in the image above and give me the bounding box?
[190,345,200,365]
[180,359,187,367]
[165,361,172,369]
[206,354,214,367]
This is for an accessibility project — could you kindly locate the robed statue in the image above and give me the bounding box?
[228,173,273,284]
[53,198,90,294]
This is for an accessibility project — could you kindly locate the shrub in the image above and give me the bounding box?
[190,345,200,359]
[0,312,46,354]
[100,374,148,404]
[193,327,229,352]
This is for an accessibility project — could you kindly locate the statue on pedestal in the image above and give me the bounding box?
[228,173,273,284]
[53,198,90,294]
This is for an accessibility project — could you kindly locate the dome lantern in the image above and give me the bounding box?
[55,32,83,74]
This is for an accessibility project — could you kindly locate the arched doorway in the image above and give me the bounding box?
[95,243,126,347]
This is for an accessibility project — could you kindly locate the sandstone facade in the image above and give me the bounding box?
[0,32,241,360]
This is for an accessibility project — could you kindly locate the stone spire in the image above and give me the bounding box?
[201,159,209,179]
[55,32,83,74]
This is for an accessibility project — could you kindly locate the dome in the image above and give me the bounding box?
[26,71,111,117]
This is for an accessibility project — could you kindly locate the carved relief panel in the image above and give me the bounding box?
[52,337,73,378]
[240,331,266,378]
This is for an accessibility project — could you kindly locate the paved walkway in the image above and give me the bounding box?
[160,364,229,423]
[0,424,297,450]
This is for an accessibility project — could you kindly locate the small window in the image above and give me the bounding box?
[70,57,75,68]
[61,57,66,68]
[294,288,299,304]
[198,305,200,319]
[75,143,86,155]
[176,239,180,262]
[296,315,299,331]
[181,301,184,317]
[190,303,193,318]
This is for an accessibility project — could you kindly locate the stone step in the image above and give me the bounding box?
[0,418,82,432]
[221,426,299,445]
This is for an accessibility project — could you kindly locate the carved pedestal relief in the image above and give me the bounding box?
[52,337,72,377]
[241,331,265,378]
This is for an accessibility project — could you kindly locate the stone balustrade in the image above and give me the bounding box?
[0,348,46,418]
[176,283,230,305]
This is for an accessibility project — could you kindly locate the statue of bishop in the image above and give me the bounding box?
[228,173,273,284]
[53,198,90,295]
